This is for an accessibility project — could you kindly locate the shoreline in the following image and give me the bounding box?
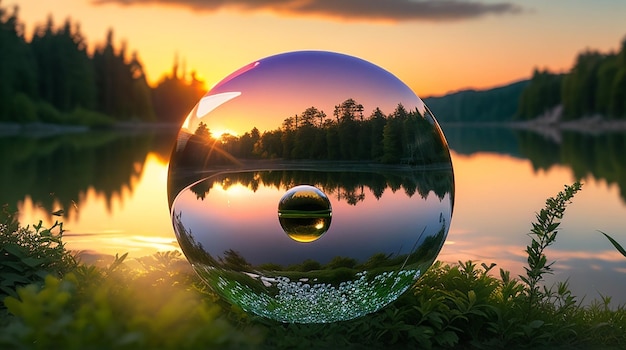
[440,106,626,144]
[0,121,180,137]
[5,114,626,140]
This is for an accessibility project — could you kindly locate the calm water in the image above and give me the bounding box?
[3,125,626,305]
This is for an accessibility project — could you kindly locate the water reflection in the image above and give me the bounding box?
[518,131,626,202]
[3,130,179,258]
[0,130,176,220]
[445,125,626,203]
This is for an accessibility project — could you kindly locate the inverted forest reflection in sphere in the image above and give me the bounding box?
[278,185,332,243]
[167,51,455,323]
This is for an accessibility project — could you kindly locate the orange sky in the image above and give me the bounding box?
[8,0,626,97]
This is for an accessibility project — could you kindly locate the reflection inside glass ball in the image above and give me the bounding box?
[167,50,454,323]
[278,185,332,243]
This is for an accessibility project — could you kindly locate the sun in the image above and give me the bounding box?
[211,129,238,140]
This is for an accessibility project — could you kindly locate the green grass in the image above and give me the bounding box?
[2,182,626,349]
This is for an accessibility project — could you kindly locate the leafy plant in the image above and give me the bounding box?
[0,207,76,305]
[599,231,626,258]
[1,250,261,349]
[520,182,582,307]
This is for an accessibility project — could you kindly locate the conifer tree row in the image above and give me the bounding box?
[0,2,204,125]
[516,36,626,121]
[175,100,451,167]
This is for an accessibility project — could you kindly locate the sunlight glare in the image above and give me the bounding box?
[212,129,238,140]
[214,182,249,196]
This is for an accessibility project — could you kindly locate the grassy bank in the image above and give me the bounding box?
[2,183,626,349]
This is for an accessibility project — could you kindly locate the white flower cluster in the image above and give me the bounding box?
[209,268,421,323]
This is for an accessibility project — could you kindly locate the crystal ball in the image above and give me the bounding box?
[167,51,454,323]
[278,185,332,243]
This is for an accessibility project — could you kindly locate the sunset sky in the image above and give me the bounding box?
[9,0,626,97]
[183,51,424,135]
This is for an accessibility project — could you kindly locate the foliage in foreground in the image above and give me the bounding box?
[0,205,76,303]
[0,249,262,349]
[600,231,626,259]
[1,207,261,349]
[2,183,626,349]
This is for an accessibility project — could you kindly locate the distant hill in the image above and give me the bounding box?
[516,40,626,121]
[423,80,529,123]
[427,35,626,124]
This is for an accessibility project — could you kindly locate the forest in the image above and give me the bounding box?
[516,39,626,120]
[423,80,529,123]
[0,3,203,126]
[171,99,452,167]
[4,2,626,127]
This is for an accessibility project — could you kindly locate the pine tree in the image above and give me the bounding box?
[0,4,37,120]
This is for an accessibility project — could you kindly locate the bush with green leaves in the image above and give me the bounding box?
[0,205,76,304]
[67,107,116,128]
[0,251,262,349]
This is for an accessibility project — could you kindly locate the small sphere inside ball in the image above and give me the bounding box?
[278,185,332,243]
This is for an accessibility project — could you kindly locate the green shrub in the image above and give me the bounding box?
[0,207,76,305]
[11,93,38,123]
[0,252,261,349]
[67,107,115,128]
[36,100,66,124]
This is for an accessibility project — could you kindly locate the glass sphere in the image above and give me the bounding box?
[278,185,332,243]
[168,51,454,323]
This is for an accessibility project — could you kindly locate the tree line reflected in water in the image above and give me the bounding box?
[188,169,454,206]
[0,130,176,219]
[4,126,626,220]
[446,126,626,203]
[517,131,626,201]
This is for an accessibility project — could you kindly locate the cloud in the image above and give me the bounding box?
[91,0,523,22]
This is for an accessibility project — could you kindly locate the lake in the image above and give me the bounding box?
[3,124,626,306]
